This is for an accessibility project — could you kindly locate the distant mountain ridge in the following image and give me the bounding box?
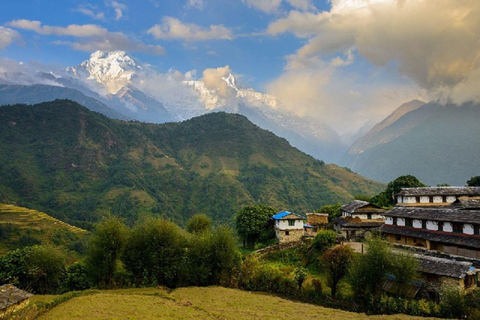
[0,100,383,228]
[348,101,480,185]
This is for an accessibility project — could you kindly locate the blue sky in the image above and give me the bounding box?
[0,0,478,132]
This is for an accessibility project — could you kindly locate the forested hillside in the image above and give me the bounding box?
[0,100,383,228]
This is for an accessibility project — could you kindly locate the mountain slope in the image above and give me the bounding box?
[349,101,480,185]
[0,84,128,120]
[0,100,382,228]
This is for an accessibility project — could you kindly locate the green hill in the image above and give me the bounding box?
[0,100,383,228]
[0,204,87,255]
[30,287,433,320]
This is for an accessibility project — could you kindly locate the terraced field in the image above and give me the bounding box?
[0,204,87,254]
[34,287,438,320]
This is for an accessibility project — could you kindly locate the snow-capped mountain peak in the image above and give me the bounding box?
[67,50,142,94]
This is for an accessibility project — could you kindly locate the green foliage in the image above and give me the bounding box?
[389,252,418,298]
[467,175,480,186]
[186,226,240,286]
[311,230,336,253]
[321,245,354,298]
[235,205,277,248]
[293,267,307,290]
[354,195,371,202]
[122,218,186,288]
[316,203,342,221]
[349,236,392,302]
[186,214,211,234]
[439,287,468,319]
[0,245,66,294]
[86,217,128,288]
[371,175,426,207]
[63,262,91,292]
[368,295,440,317]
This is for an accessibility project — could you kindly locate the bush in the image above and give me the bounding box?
[186,213,211,234]
[62,262,91,292]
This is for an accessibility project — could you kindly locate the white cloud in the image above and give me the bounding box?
[147,17,233,41]
[75,5,105,20]
[264,0,480,132]
[286,0,316,11]
[242,0,282,14]
[0,27,21,49]
[186,0,204,10]
[8,19,165,55]
[110,0,127,20]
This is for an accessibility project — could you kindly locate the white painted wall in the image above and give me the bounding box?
[397,218,406,227]
[397,196,403,203]
[426,220,438,231]
[351,213,384,220]
[433,196,443,203]
[404,196,417,204]
[385,217,393,225]
[413,219,422,228]
[463,223,474,235]
[446,196,456,203]
[276,219,303,230]
[443,222,453,232]
[420,196,429,203]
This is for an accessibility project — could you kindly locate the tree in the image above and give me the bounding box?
[349,236,392,302]
[63,262,91,292]
[467,176,480,186]
[321,245,354,298]
[294,267,307,290]
[390,251,418,297]
[315,203,341,222]
[86,217,128,288]
[235,205,277,248]
[187,214,211,234]
[371,175,426,207]
[311,230,337,253]
[123,218,186,288]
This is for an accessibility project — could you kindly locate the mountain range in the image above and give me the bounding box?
[0,100,383,228]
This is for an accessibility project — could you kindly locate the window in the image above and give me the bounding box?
[453,223,463,233]
[285,231,290,236]
[475,225,480,235]
[288,220,295,226]
[367,213,372,220]
[406,218,412,227]
[438,222,443,231]
[393,217,397,226]
[395,235,401,241]
[422,220,427,229]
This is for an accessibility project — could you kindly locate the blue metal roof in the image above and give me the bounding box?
[272,211,303,220]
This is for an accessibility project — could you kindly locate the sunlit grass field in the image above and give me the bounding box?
[0,204,86,254]
[36,287,438,320]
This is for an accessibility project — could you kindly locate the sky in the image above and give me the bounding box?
[1,0,480,134]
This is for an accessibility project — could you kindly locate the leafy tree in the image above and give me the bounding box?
[293,267,307,290]
[354,194,371,202]
[63,262,91,292]
[235,205,277,248]
[311,230,337,253]
[371,175,426,207]
[86,217,128,288]
[123,218,186,287]
[349,236,392,302]
[186,213,211,234]
[390,251,418,297]
[315,203,342,221]
[321,245,354,298]
[467,176,480,186]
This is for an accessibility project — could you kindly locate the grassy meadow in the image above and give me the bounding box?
[31,287,438,320]
[0,204,87,255]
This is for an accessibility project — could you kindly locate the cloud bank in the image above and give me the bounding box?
[148,17,233,41]
[0,27,21,49]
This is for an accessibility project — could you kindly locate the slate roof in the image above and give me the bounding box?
[334,217,384,228]
[272,211,303,220]
[0,284,32,311]
[397,187,480,197]
[381,225,480,248]
[452,198,480,210]
[383,206,480,224]
[414,254,473,279]
[340,200,369,213]
[381,274,422,299]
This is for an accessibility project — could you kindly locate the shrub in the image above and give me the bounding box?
[186,213,211,234]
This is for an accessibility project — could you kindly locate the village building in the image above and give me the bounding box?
[334,200,386,241]
[0,284,32,318]
[304,213,328,236]
[396,186,480,206]
[272,211,305,243]
[382,187,480,259]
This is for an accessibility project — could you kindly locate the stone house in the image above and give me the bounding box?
[382,187,480,259]
[304,213,328,236]
[272,211,304,243]
[334,200,386,241]
[0,284,32,319]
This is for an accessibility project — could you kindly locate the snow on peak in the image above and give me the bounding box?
[69,50,142,94]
